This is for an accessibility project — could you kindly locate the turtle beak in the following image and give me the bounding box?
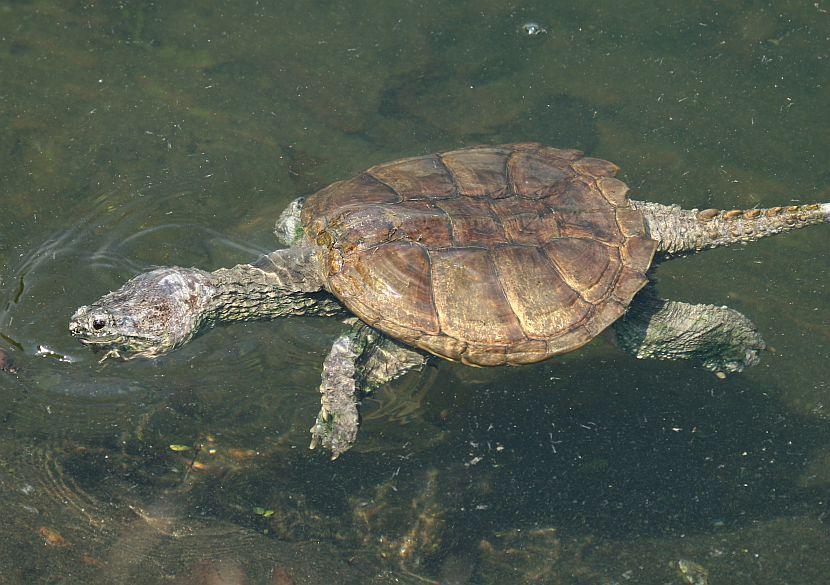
[69,306,90,336]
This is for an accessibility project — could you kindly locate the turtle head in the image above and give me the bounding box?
[70,267,216,361]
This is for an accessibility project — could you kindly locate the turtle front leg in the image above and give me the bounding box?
[612,289,767,376]
[309,322,428,459]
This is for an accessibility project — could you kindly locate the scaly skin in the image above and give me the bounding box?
[70,192,829,457]
[71,201,828,361]
[70,244,341,360]
[612,288,767,375]
[309,330,365,459]
[633,200,830,256]
[310,321,427,459]
[612,200,829,374]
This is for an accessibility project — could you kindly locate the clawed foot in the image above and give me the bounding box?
[309,403,359,460]
[701,322,767,378]
[614,294,768,377]
[310,326,426,459]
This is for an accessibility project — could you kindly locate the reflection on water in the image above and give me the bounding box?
[0,1,828,583]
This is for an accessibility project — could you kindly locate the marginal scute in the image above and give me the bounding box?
[584,299,627,337]
[611,267,649,304]
[572,157,620,177]
[620,236,657,272]
[597,177,630,206]
[615,207,646,237]
[512,142,583,161]
[544,324,594,353]
[416,333,467,362]
[462,344,508,367]
[505,338,549,365]
[302,144,657,365]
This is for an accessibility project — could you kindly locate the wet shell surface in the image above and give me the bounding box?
[301,143,657,366]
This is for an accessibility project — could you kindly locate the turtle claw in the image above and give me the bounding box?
[98,349,121,364]
[309,404,358,460]
[700,330,766,375]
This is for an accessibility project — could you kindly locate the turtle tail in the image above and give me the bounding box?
[630,200,829,257]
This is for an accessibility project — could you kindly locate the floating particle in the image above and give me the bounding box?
[521,22,547,36]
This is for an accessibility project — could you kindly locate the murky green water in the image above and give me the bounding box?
[0,1,828,583]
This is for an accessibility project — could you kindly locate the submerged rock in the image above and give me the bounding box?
[677,559,709,585]
[0,348,18,374]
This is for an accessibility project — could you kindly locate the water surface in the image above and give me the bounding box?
[0,2,828,583]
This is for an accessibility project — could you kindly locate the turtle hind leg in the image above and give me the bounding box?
[612,290,766,376]
[309,323,427,459]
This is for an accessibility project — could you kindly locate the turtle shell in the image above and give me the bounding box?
[301,143,657,366]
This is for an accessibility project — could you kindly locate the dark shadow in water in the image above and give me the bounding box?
[5,348,824,582]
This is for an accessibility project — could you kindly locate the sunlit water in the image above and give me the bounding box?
[0,2,828,583]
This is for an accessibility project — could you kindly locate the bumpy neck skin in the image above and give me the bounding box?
[70,244,344,360]
[205,245,342,325]
[632,200,830,257]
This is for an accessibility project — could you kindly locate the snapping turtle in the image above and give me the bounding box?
[70,143,830,457]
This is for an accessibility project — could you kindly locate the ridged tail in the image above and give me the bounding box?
[631,200,829,256]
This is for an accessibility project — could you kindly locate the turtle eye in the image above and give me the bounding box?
[92,316,107,331]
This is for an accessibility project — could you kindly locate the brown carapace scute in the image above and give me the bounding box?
[301,143,657,366]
